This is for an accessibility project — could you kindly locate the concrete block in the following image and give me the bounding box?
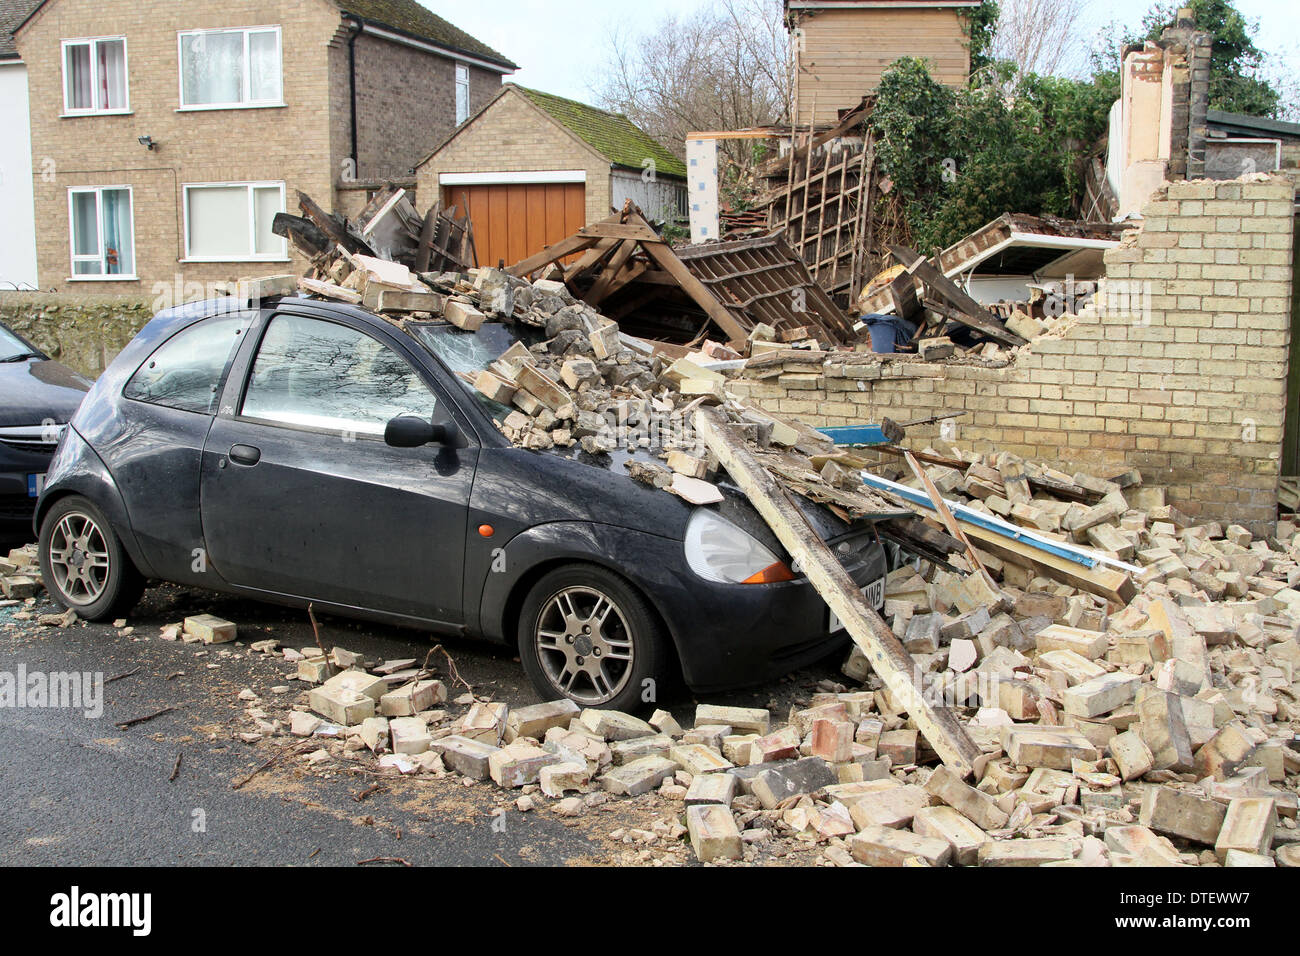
[1215,798,1276,860]
[686,772,737,807]
[432,735,500,779]
[687,804,742,862]
[389,716,432,755]
[539,761,590,797]
[694,704,769,735]
[850,825,952,867]
[1063,673,1140,718]
[669,743,734,775]
[1139,786,1227,844]
[750,756,837,809]
[925,766,1009,830]
[489,740,563,788]
[1002,725,1099,770]
[913,805,990,865]
[579,708,656,741]
[1137,691,1195,772]
[977,839,1074,866]
[505,699,580,742]
[1108,730,1154,781]
[183,614,236,644]
[847,784,933,830]
[600,756,677,796]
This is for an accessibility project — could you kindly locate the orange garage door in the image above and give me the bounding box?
[442,181,586,271]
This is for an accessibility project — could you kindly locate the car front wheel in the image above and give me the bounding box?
[39,495,144,621]
[518,565,667,713]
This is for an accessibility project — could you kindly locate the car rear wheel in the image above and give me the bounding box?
[39,495,144,621]
[518,565,667,713]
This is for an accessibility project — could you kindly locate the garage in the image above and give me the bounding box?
[441,175,585,270]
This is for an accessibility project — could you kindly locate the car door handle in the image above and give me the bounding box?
[228,444,261,466]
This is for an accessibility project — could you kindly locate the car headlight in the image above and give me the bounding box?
[684,509,796,585]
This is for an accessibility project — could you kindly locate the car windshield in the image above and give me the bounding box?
[0,324,41,362]
[409,321,545,421]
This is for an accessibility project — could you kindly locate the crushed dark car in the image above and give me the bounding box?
[36,296,891,711]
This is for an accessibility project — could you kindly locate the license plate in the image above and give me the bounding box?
[27,473,46,498]
[828,576,885,633]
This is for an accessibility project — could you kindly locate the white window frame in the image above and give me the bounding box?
[176,25,284,111]
[66,186,137,281]
[181,181,288,262]
[61,36,131,116]
[455,63,470,125]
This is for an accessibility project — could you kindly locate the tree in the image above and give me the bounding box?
[990,0,1091,78]
[870,57,1113,251]
[593,0,791,175]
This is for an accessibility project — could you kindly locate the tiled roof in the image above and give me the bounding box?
[515,86,687,179]
[336,1,516,69]
[0,0,40,59]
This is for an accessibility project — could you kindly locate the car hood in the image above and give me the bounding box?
[0,357,93,427]
[531,441,859,550]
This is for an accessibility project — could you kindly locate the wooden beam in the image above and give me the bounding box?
[640,241,751,346]
[695,408,982,778]
[579,222,662,242]
[584,239,640,304]
[506,234,600,277]
[904,451,995,585]
[888,244,1026,347]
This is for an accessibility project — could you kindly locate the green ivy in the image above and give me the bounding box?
[869,58,1113,252]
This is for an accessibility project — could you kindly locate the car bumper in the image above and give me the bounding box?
[0,445,55,534]
[630,530,889,693]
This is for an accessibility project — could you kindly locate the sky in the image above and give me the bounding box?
[427,0,1300,106]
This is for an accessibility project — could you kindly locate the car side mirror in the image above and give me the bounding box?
[384,415,461,448]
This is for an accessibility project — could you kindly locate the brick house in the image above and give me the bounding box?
[13,0,515,293]
[415,84,687,270]
[785,0,982,127]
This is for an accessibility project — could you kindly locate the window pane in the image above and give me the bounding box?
[253,186,284,256]
[187,186,250,258]
[248,30,281,102]
[124,315,248,414]
[455,65,469,124]
[242,315,436,435]
[181,31,243,105]
[102,189,132,274]
[71,191,99,257]
[65,43,92,109]
[98,39,127,110]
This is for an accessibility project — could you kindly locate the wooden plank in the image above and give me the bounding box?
[962,523,1135,607]
[695,408,982,778]
[506,234,600,277]
[888,244,1026,347]
[904,450,994,585]
[640,241,751,345]
[579,221,662,242]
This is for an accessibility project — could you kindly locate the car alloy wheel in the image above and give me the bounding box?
[533,585,635,706]
[46,510,112,606]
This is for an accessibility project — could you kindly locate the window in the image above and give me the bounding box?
[68,187,135,278]
[178,27,282,108]
[124,315,248,414]
[241,315,437,436]
[455,64,469,125]
[183,183,286,261]
[62,37,128,114]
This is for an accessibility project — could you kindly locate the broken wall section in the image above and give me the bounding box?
[731,175,1296,534]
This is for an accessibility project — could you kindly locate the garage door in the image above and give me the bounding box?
[441,182,585,271]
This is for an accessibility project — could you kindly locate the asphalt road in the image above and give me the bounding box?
[0,576,844,867]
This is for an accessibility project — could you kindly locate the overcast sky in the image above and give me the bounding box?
[427,0,1299,105]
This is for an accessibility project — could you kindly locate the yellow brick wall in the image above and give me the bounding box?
[733,176,1297,533]
[415,89,612,228]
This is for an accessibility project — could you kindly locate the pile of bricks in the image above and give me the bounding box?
[0,545,42,604]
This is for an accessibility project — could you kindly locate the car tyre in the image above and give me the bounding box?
[518,564,667,713]
[39,495,145,622]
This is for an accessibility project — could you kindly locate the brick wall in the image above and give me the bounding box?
[2,292,153,377]
[730,176,1297,534]
[415,89,612,227]
[346,31,503,183]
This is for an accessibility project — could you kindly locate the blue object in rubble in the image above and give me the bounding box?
[862,313,917,354]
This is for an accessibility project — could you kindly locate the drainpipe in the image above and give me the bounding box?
[346,17,363,180]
